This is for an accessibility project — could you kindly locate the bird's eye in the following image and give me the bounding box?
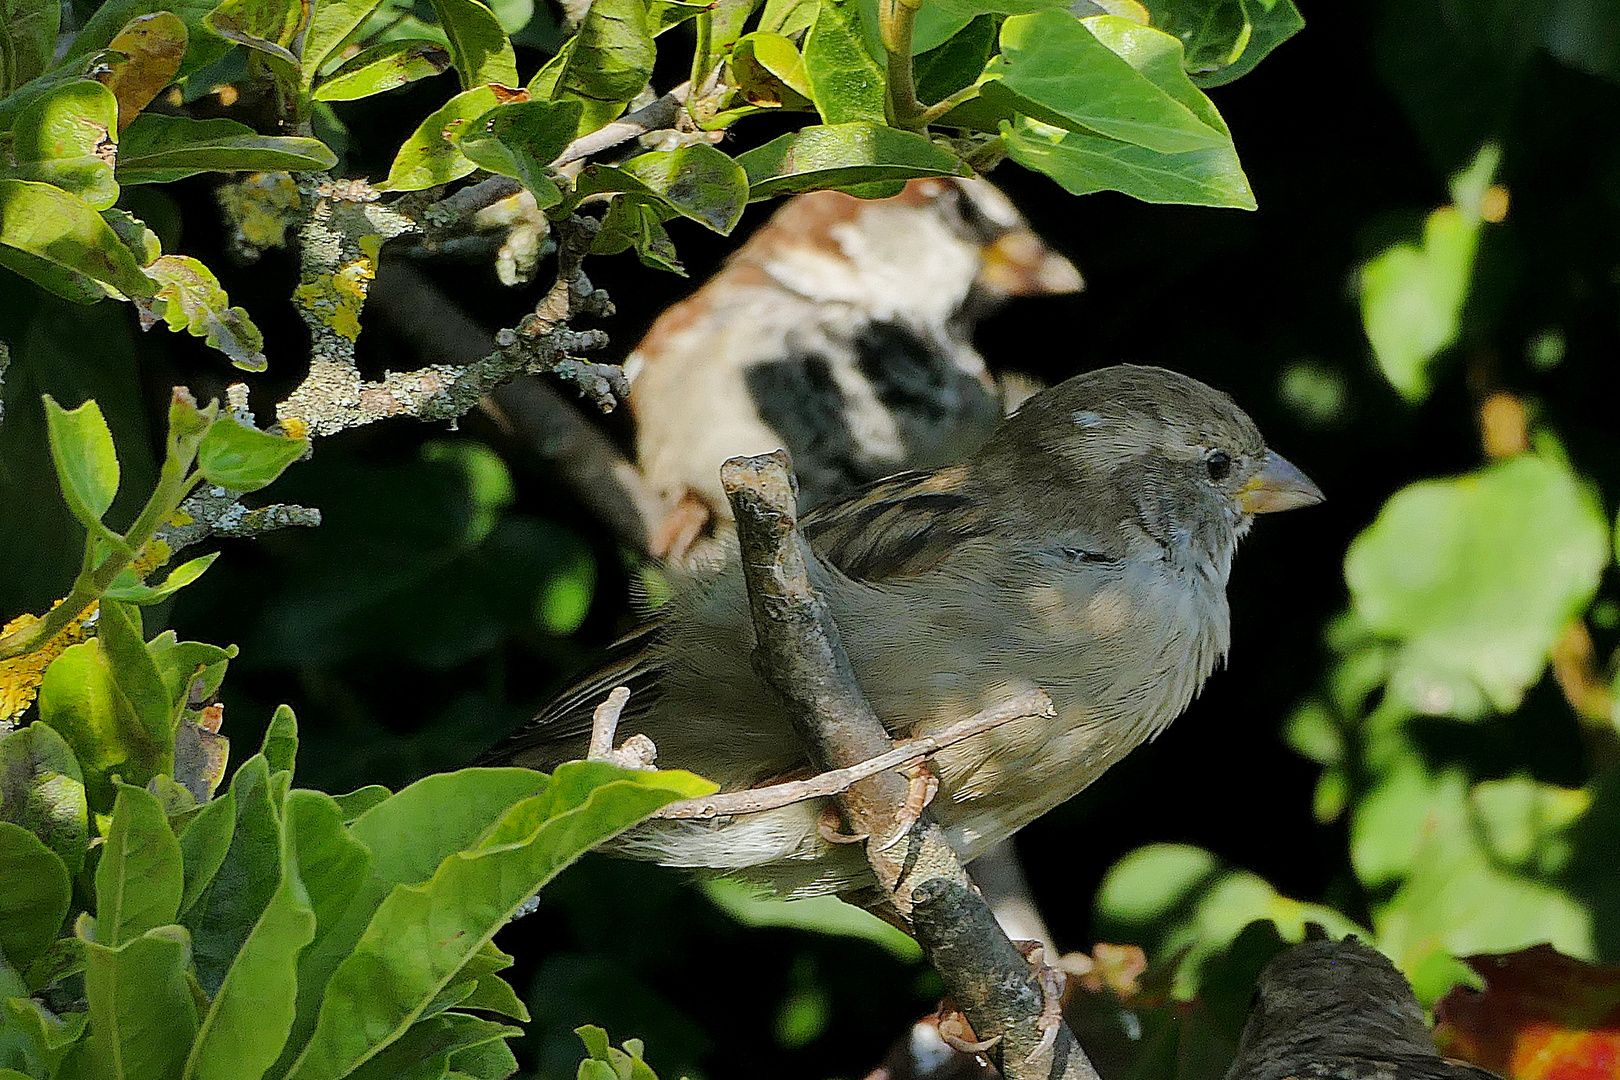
[1206,451,1233,481]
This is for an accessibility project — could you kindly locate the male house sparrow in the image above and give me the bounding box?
[1228,938,1504,1080]
[626,176,1081,556]
[493,365,1322,897]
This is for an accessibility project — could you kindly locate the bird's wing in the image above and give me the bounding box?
[475,619,666,768]
[801,468,996,581]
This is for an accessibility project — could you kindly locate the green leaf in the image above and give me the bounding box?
[117,114,337,184]
[83,924,201,1080]
[104,552,222,604]
[430,0,518,88]
[455,97,582,204]
[759,0,816,36]
[344,1013,520,1080]
[736,122,968,199]
[575,1027,663,1080]
[450,942,529,1020]
[2,80,120,210]
[37,642,157,812]
[988,11,1227,152]
[96,600,175,765]
[1345,453,1608,714]
[183,790,330,1080]
[312,40,451,101]
[590,198,683,273]
[330,785,390,822]
[203,0,302,103]
[261,703,298,775]
[145,634,235,713]
[0,722,89,876]
[96,783,184,947]
[138,253,268,371]
[301,0,392,89]
[0,241,110,303]
[576,144,749,233]
[183,755,281,995]
[1003,114,1254,207]
[195,415,306,492]
[176,789,235,916]
[730,32,815,107]
[802,0,886,123]
[555,0,653,102]
[1180,0,1304,88]
[1,0,59,93]
[283,763,713,1080]
[41,394,120,531]
[0,821,72,968]
[645,0,709,34]
[914,15,994,103]
[1095,842,1365,998]
[379,84,501,191]
[1359,145,1499,402]
[0,179,157,298]
[2,997,88,1075]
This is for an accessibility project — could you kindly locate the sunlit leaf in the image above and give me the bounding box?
[455,97,581,203]
[731,31,814,107]
[1003,115,1254,207]
[576,144,748,233]
[117,114,337,184]
[556,0,654,102]
[139,254,268,371]
[41,394,120,530]
[195,414,306,491]
[3,80,120,209]
[736,122,967,199]
[302,0,391,87]
[84,924,201,1080]
[430,0,518,87]
[95,782,184,947]
[379,83,501,191]
[0,179,156,298]
[96,12,187,130]
[802,0,885,123]
[105,552,222,603]
[312,39,451,100]
[283,763,713,1080]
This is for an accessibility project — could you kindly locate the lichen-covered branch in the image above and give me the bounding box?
[719,449,1098,1080]
[277,178,620,435]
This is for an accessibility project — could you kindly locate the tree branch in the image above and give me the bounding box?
[719,449,1098,1080]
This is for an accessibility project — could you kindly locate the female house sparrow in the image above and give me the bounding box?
[1228,938,1504,1080]
[626,176,1081,556]
[494,365,1322,897]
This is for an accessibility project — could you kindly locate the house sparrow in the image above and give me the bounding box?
[625,176,1081,557]
[1228,939,1505,1080]
[491,365,1322,896]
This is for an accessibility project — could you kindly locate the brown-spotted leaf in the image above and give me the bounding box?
[95,11,187,130]
[1434,944,1620,1080]
[139,253,268,370]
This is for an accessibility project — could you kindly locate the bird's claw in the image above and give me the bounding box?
[875,759,939,852]
[1013,941,1067,1067]
[818,806,870,845]
[936,1009,1000,1055]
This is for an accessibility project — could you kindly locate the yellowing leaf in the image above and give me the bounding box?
[96,11,187,131]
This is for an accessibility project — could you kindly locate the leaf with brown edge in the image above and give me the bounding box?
[94,11,186,130]
[1434,944,1620,1080]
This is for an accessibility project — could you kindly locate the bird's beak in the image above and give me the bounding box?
[976,230,1083,297]
[1239,450,1325,514]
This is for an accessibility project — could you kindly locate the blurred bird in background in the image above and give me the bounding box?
[1228,938,1505,1080]
[625,176,1082,559]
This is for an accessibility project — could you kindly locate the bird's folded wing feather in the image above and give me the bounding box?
[484,467,1000,767]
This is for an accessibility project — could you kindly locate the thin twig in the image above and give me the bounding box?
[656,690,1053,819]
[587,686,632,760]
